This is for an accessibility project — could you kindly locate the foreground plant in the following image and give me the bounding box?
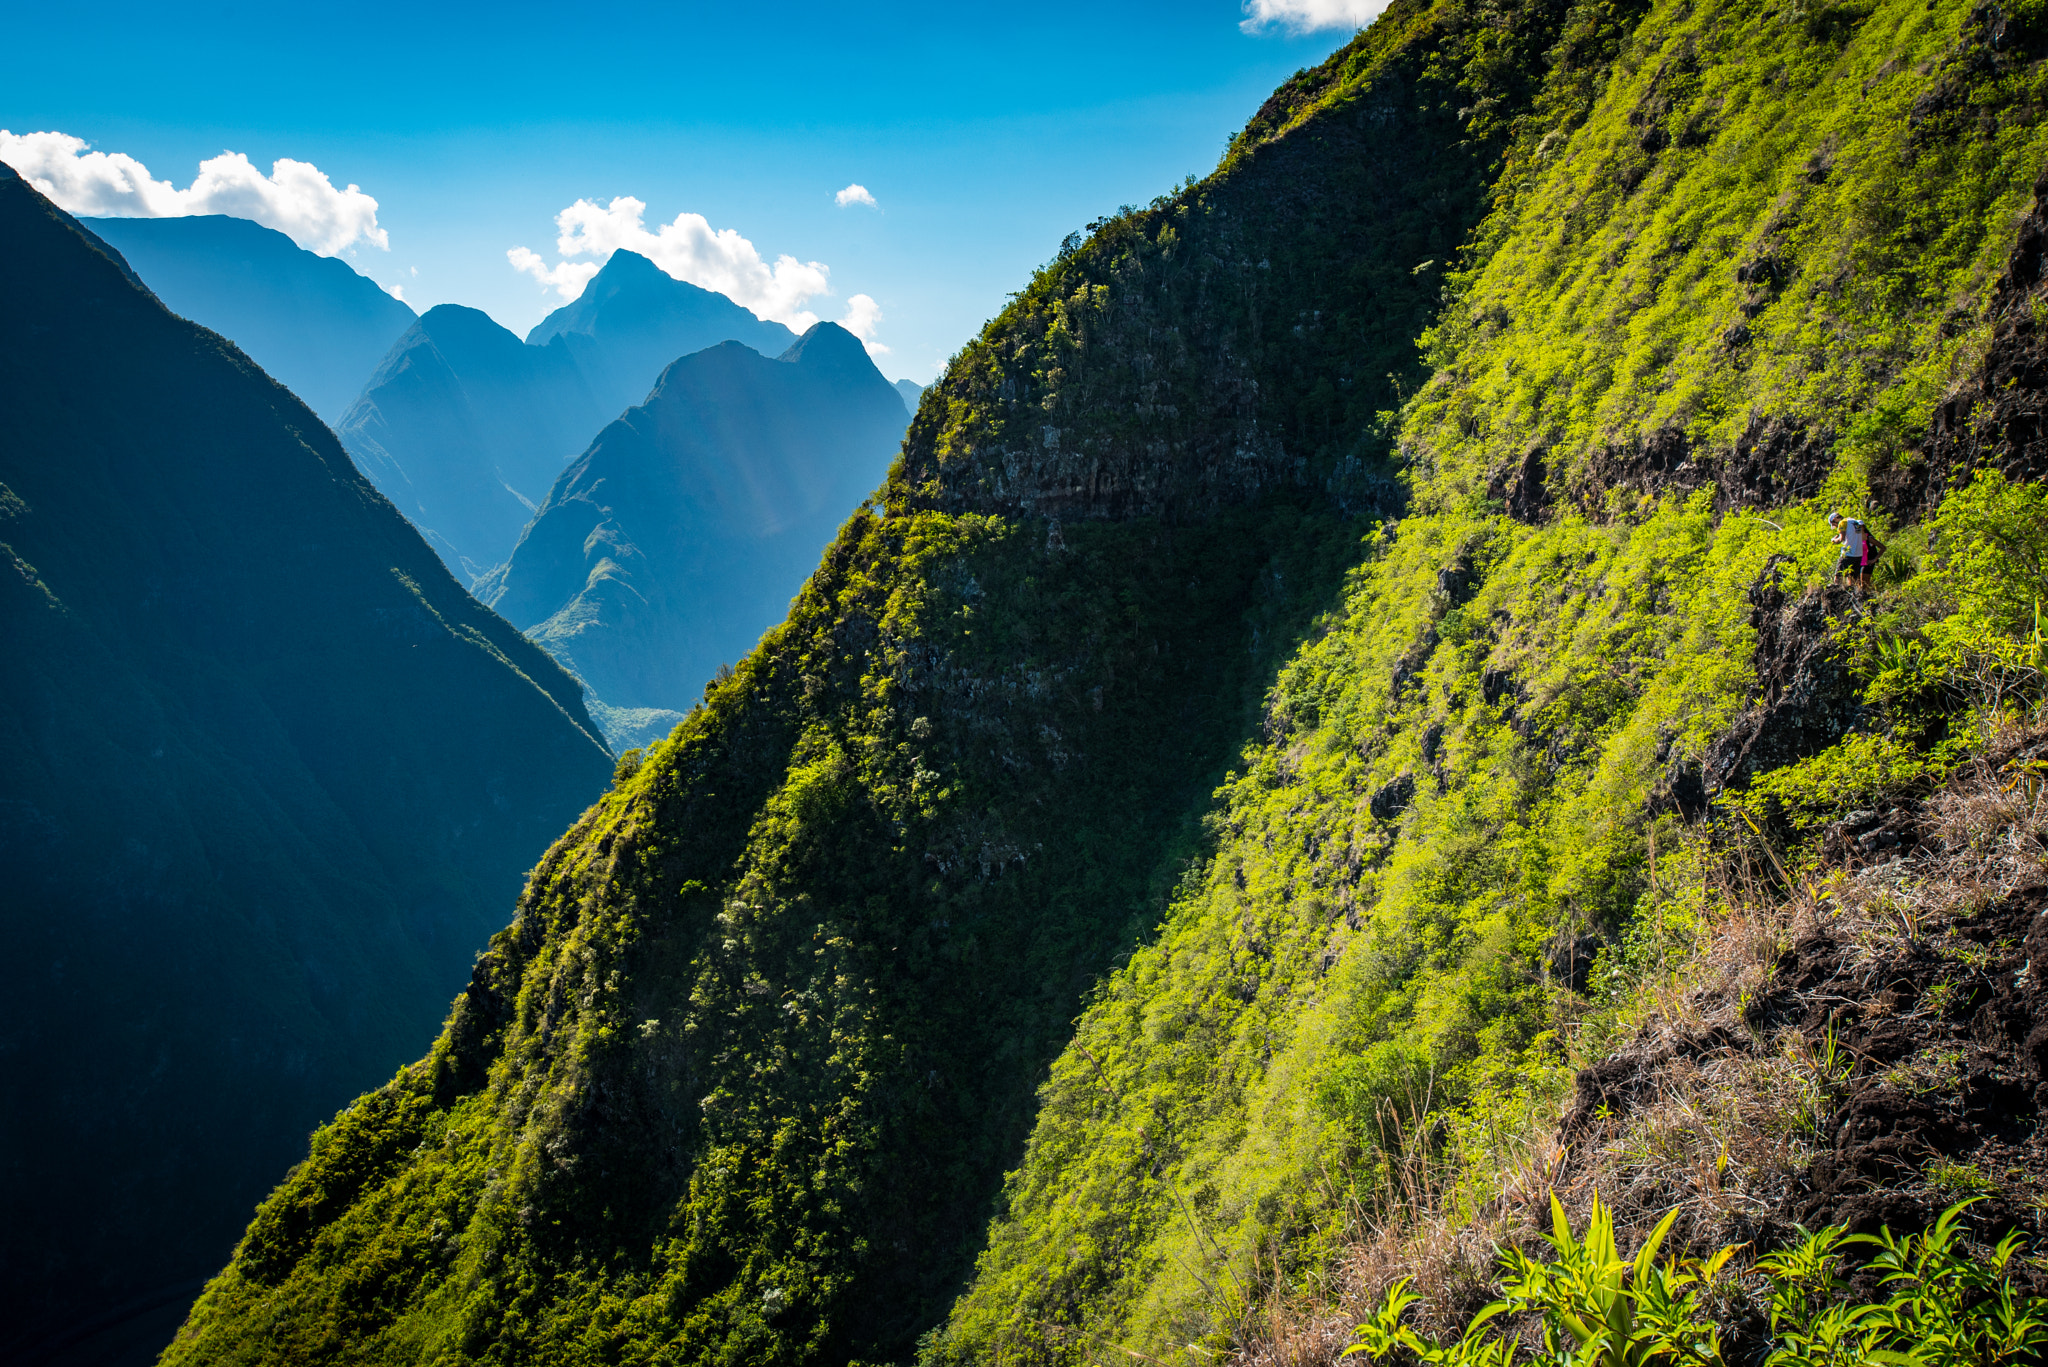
[1346,1197,2048,1367]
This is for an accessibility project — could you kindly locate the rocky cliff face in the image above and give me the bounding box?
[1698,571,1866,799]
[891,0,1594,524]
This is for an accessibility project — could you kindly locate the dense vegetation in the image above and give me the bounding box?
[925,0,2048,1356]
[164,0,2048,1363]
[0,167,612,1364]
[1349,1198,2048,1367]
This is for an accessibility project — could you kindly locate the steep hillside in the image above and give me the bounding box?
[161,0,2048,1363]
[80,214,416,423]
[0,166,613,1365]
[924,0,2048,1359]
[162,0,1564,1360]
[478,324,911,737]
[338,305,607,581]
[526,249,799,418]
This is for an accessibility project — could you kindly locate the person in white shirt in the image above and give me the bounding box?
[1828,510,1874,593]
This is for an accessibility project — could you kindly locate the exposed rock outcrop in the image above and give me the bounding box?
[1567,416,1835,519]
[888,14,1552,526]
[1700,563,1865,796]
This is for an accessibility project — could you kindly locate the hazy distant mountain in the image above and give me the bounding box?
[528,250,798,418]
[339,252,801,584]
[0,165,611,1366]
[81,214,416,423]
[895,377,924,413]
[479,323,905,724]
[338,306,606,580]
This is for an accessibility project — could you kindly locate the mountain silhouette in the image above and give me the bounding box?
[337,252,805,583]
[479,322,906,721]
[895,377,924,414]
[338,305,606,581]
[80,214,416,423]
[0,164,611,1366]
[526,249,799,418]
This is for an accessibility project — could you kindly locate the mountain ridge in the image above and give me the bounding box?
[340,304,606,580]
[79,213,416,424]
[526,249,799,418]
[338,253,828,586]
[477,320,908,722]
[157,0,1563,1358]
[0,163,611,1366]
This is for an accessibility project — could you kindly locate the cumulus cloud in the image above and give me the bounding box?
[507,245,601,300]
[1239,0,1389,33]
[509,195,837,332]
[0,129,387,255]
[835,183,877,208]
[840,293,888,355]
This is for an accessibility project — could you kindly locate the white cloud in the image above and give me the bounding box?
[507,245,600,300]
[508,195,836,332]
[835,183,877,208]
[1239,0,1389,33]
[840,293,889,356]
[0,128,387,255]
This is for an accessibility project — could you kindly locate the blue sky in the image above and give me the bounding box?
[2,1,1368,381]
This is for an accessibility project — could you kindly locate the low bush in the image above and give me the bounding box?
[1346,1197,2048,1367]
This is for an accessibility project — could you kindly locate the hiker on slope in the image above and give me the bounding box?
[1828,510,1877,594]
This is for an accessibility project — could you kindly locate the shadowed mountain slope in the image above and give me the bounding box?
[338,305,605,581]
[78,214,416,424]
[526,249,799,418]
[477,322,908,719]
[0,166,612,1366]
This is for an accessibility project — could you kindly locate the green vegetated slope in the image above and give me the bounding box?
[0,169,613,1363]
[160,1,1583,1363]
[923,0,2048,1362]
[164,0,2048,1362]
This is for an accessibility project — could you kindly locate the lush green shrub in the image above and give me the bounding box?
[1346,1197,2048,1367]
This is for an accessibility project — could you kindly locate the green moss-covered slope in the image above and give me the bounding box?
[923,0,2048,1361]
[163,0,2048,1362]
